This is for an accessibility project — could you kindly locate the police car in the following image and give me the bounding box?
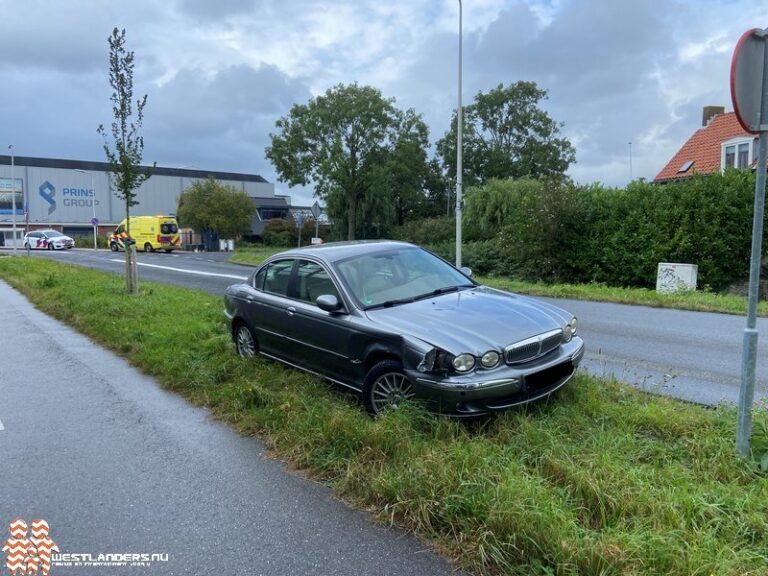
[23,229,75,250]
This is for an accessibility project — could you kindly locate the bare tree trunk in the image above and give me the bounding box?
[125,245,139,294]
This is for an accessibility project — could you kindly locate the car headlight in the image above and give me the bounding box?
[452,353,476,373]
[562,317,577,343]
[480,351,500,368]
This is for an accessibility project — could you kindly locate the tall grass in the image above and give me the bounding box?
[1,257,767,575]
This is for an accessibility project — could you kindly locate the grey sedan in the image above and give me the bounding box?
[224,240,584,416]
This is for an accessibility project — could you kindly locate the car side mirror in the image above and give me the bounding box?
[460,266,473,277]
[316,294,344,313]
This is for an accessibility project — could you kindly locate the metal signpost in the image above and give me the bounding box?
[455,0,463,268]
[311,201,321,240]
[296,213,304,248]
[75,169,98,249]
[8,145,16,254]
[731,27,768,457]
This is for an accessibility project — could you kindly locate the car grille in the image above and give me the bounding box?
[505,328,563,364]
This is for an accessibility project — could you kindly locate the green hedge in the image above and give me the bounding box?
[395,171,765,291]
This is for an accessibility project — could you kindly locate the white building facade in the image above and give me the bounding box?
[0,155,275,246]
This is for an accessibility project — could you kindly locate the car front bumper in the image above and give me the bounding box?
[407,337,585,416]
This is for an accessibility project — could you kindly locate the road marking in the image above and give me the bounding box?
[108,259,248,280]
[0,418,4,431]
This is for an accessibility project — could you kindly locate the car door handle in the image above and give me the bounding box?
[286,306,296,316]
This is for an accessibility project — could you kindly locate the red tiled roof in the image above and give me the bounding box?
[654,112,753,182]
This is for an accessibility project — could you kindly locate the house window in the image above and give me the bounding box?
[722,137,758,171]
[738,143,750,168]
[724,145,735,169]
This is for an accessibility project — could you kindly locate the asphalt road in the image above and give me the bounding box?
[0,279,456,576]
[14,247,768,405]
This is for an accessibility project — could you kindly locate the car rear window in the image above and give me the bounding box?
[161,223,178,234]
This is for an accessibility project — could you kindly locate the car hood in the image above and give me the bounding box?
[364,286,572,355]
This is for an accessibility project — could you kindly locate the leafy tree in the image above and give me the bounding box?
[437,81,576,186]
[97,27,154,294]
[266,83,431,240]
[363,108,432,233]
[177,178,255,239]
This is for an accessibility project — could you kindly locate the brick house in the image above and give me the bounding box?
[654,106,760,183]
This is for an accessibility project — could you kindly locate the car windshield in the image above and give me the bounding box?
[45,231,64,237]
[334,247,474,309]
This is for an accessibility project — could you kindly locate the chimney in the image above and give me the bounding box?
[702,105,725,126]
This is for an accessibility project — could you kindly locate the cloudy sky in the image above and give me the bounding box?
[0,0,763,204]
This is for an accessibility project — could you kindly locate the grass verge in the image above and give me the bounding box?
[479,276,768,317]
[229,245,284,266]
[5,257,767,575]
[228,245,767,316]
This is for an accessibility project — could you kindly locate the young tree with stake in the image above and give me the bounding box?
[98,27,155,294]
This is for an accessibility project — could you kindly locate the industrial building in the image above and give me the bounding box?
[0,155,276,247]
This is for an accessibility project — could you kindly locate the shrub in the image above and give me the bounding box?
[394,216,455,245]
[409,171,765,291]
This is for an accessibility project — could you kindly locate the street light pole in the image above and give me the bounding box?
[455,0,463,268]
[629,141,633,182]
[9,145,16,254]
[75,169,98,249]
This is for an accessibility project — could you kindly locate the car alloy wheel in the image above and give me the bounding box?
[144,243,153,253]
[235,323,257,358]
[47,242,54,250]
[363,360,415,415]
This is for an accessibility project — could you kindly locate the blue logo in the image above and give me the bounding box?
[39,181,56,214]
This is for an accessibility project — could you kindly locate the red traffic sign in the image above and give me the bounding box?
[730,28,768,134]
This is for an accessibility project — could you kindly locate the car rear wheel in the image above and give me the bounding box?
[24,242,30,250]
[234,322,258,358]
[144,243,153,253]
[362,360,415,415]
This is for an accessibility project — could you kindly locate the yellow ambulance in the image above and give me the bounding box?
[109,215,181,253]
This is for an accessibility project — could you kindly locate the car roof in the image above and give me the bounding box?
[268,240,417,264]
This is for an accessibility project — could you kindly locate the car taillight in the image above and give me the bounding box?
[157,235,162,243]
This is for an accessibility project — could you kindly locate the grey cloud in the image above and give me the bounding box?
[143,63,311,177]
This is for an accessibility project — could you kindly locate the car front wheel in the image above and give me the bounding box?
[110,242,119,252]
[47,242,54,251]
[362,360,415,415]
[234,322,258,358]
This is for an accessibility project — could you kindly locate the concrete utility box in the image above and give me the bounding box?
[656,263,698,293]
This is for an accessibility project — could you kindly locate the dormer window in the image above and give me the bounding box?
[722,137,758,170]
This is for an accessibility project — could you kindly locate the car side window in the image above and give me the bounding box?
[263,259,294,296]
[252,267,266,290]
[296,260,340,305]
